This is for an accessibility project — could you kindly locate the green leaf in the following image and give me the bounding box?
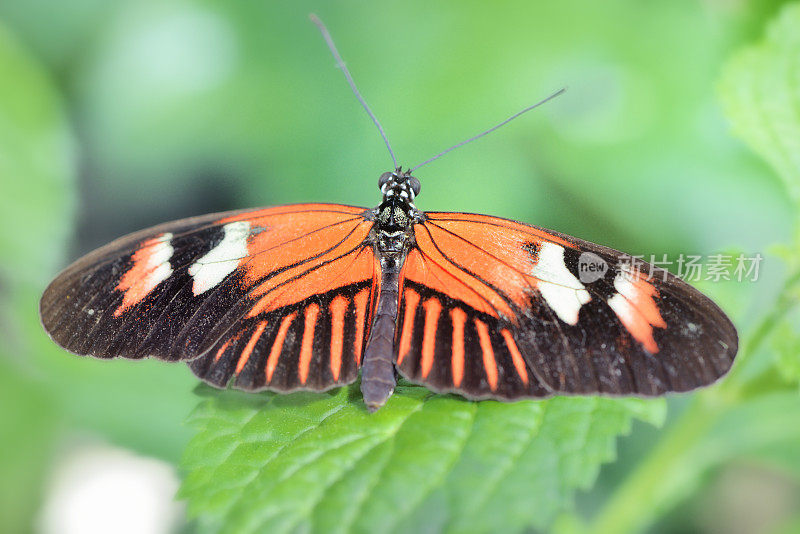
[180,384,664,534]
[718,3,800,208]
[773,516,800,534]
[0,21,74,533]
[773,320,800,389]
[696,392,800,470]
[0,25,74,283]
[0,360,59,534]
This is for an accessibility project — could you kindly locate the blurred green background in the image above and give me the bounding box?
[0,0,797,533]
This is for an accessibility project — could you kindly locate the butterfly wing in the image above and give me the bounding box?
[395,211,737,400]
[40,203,379,392]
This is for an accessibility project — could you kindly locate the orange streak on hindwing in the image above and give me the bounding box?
[329,296,348,380]
[353,289,369,364]
[421,298,442,377]
[214,338,233,363]
[236,321,267,374]
[266,312,297,382]
[501,329,529,384]
[397,288,421,366]
[474,319,499,390]
[450,308,467,386]
[298,304,320,384]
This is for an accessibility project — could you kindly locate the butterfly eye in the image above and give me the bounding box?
[378,172,393,190]
[408,176,421,196]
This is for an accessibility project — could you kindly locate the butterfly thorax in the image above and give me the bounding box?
[372,168,421,268]
[374,199,414,260]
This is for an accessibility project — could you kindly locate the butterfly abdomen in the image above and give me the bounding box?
[361,268,401,411]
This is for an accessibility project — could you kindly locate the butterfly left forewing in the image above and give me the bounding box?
[40,208,262,361]
[399,212,737,399]
[40,203,378,385]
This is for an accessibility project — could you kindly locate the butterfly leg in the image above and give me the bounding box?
[361,270,400,411]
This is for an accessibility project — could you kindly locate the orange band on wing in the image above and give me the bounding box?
[423,212,574,248]
[329,296,348,380]
[353,288,369,365]
[450,308,466,387]
[236,320,267,374]
[608,272,667,354]
[214,337,233,363]
[402,241,515,320]
[406,213,583,322]
[298,304,320,384]
[114,233,173,317]
[627,276,666,328]
[421,298,442,378]
[247,227,374,316]
[397,288,421,366]
[266,312,296,382]
[475,319,498,391]
[420,222,535,310]
[501,329,529,384]
[244,215,368,288]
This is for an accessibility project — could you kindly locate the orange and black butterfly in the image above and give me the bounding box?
[39,17,737,411]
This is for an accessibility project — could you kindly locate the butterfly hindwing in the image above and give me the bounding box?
[398,212,737,398]
[41,203,380,393]
[189,249,380,392]
[395,281,551,400]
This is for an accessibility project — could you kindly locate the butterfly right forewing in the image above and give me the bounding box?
[394,212,737,399]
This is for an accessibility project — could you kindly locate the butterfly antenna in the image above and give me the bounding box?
[310,14,398,169]
[410,88,566,172]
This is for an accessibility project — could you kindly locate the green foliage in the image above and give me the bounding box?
[717,1,800,392]
[0,16,197,461]
[774,322,800,388]
[0,361,59,534]
[0,21,74,533]
[0,17,192,532]
[180,385,663,534]
[574,5,800,533]
[718,3,800,208]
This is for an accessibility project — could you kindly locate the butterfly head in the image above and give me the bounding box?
[378,168,421,207]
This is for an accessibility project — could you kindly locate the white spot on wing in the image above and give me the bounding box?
[611,269,637,297]
[605,271,638,326]
[145,233,174,291]
[188,221,250,295]
[531,242,591,325]
[606,292,632,326]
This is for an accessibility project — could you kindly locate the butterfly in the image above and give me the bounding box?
[39,17,737,412]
